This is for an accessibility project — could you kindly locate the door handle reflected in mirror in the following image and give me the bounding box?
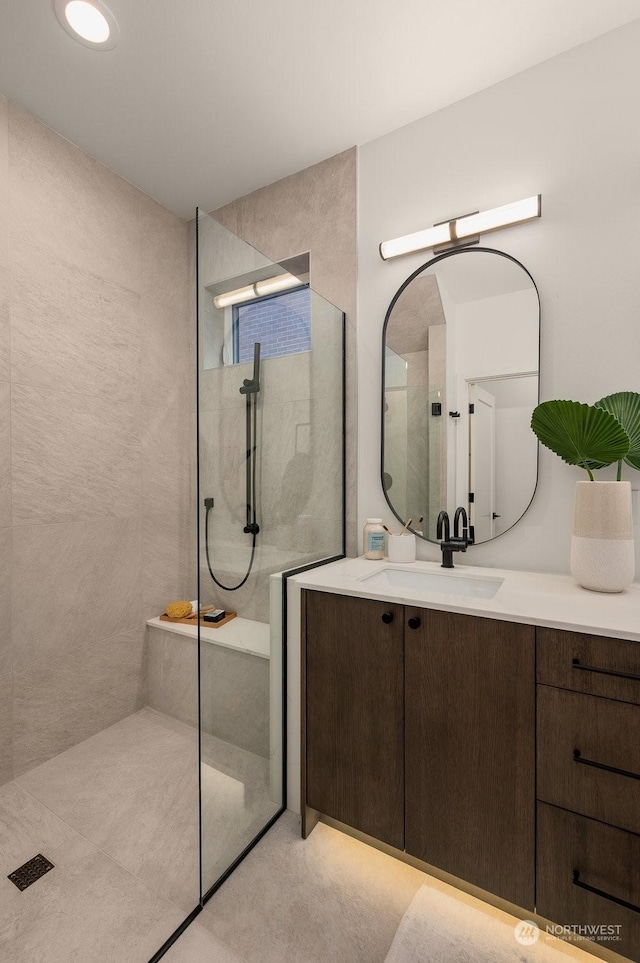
[408,617,421,630]
[381,612,394,624]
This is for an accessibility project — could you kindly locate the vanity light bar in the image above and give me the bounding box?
[213,273,302,309]
[379,195,541,261]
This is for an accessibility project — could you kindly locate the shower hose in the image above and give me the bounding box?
[204,506,257,592]
[204,353,259,592]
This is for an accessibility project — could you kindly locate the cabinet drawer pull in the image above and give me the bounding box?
[573,748,640,782]
[381,612,394,624]
[572,658,640,683]
[572,870,640,914]
[407,617,421,630]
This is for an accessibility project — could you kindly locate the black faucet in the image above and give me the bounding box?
[437,507,473,568]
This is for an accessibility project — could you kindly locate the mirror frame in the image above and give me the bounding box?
[380,245,541,543]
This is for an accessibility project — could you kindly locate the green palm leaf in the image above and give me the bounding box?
[594,391,640,470]
[531,400,630,479]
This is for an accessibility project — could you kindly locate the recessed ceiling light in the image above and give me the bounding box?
[53,0,120,50]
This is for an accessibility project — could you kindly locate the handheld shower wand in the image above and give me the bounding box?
[240,342,260,536]
[205,342,261,592]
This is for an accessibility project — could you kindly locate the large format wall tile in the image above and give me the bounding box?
[0,382,9,530]
[4,96,192,780]
[140,294,192,410]
[145,627,198,728]
[201,644,269,757]
[139,192,191,411]
[8,104,143,293]
[13,627,145,775]
[213,147,357,555]
[10,238,141,404]
[260,396,342,536]
[0,672,12,785]
[0,527,10,680]
[141,405,191,518]
[0,95,8,384]
[142,513,192,618]
[11,383,142,525]
[147,625,270,757]
[199,561,271,625]
[216,148,357,323]
[140,196,189,301]
[11,516,142,672]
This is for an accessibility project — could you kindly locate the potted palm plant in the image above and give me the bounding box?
[531,392,640,592]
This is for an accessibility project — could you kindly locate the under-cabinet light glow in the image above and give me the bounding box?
[379,195,541,260]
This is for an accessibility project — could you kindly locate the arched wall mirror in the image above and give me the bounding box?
[382,246,540,545]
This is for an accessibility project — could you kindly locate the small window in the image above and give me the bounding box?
[233,287,311,364]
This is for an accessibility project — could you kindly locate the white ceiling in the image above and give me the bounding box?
[0,0,639,219]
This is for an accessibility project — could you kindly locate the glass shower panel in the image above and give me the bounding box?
[197,210,344,897]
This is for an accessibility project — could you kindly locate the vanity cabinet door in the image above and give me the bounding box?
[305,591,405,849]
[404,608,535,909]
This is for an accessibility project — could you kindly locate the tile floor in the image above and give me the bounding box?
[167,814,600,963]
[0,712,614,963]
[0,706,277,963]
[186,811,425,963]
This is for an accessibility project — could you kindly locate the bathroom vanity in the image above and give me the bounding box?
[293,558,640,962]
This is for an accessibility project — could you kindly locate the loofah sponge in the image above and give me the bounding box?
[166,600,193,619]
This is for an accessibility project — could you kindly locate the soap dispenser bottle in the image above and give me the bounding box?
[363,518,386,559]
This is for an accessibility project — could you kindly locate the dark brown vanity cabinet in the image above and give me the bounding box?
[404,607,535,909]
[304,591,405,848]
[536,628,640,963]
[304,590,640,961]
[303,591,536,909]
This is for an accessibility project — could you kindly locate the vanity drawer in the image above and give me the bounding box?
[537,802,640,963]
[537,685,640,834]
[537,627,640,705]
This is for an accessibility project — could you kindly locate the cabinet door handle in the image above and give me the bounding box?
[381,612,394,624]
[573,748,640,782]
[407,617,421,630]
[572,870,640,914]
[572,658,640,683]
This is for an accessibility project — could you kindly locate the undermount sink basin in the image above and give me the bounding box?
[359,566,504,599]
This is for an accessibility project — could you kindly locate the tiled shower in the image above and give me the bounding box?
[0,96,346,960]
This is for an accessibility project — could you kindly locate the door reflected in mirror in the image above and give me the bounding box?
[382,247,539,545]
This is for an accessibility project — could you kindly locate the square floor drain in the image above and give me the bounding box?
[7,853,55,891]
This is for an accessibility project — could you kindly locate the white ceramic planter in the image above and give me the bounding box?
[570,480,635,593]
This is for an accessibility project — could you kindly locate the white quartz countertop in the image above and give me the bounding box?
[291,557,640,642]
